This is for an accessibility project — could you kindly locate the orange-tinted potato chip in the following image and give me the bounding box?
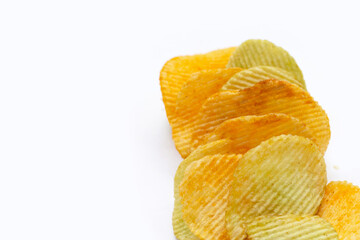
[227,39,305,88]
[203,113,315,153]
[160,47,236,123]
[174,68,242,125]
[180,154,242,240]
[318,181,360,240]
[172,68,241,157]
[190,79,330,154]
[226,135,327,240]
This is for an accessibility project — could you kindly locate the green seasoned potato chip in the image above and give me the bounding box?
[244,215,339,240]
[227,39,305,88]
[221,66,305,90]
[226,135,327,240]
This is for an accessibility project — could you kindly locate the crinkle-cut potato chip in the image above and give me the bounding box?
[203,113,315,154]
[227,39,305,88]
[160,47,236,123]
[244,215,339,240]
[191,79,330,154]
[173,139,233,240]
[174,68,242,125]
[226,135,327,240]
[318,181,360,240]
[172,68,241,158]
[180,154,242,240]
[221,66,305,91]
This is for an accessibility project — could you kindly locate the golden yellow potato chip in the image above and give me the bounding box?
[222,66,305,90]
[244,215,339,240]
[318,181,360,240]
[160,47,236,123]
[191,79,330,154]
[173,139,232,240]
[174,68,242,125]
[171,68,241,157]
[226,135,327,240]
[227,39,305,87]
[203,113,315,154]
[180,154,242,240]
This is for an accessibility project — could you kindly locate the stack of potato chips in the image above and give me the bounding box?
[160,40,360,240]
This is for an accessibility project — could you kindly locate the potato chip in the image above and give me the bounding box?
[160,47,236,123]
[318,181,360,240]
[221,66,305,90]
[172,68,241,157]
[173,139,232,240]
[174,68,242,125]
[227,39,305,87]
[203,113,315,154]
[191,79,330,154]
[180,154,242,240]
[173,68,307,158]
[226,135,327,240]
[244,215,339,240]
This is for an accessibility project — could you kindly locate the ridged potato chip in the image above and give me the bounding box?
[171,68,241,157]
[203,113,315,154]
[191,79,330,154]
[244,215,339,240]
[160,47,236,123]
[226,135,327,240]
[173,139,232,240]
[174,68,242,125]
[227,39,305,87]
[222,66,305,90]
[318,181,360,240]
[180,154,242,240]
[174,114,313,240]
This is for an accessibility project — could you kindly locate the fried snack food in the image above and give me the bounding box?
[318,181,360,240]
[172,68,241,157]
[203,113,315,154]
[244,215,339,240]
[173,139,232,240]
[227,39,305,87]
[226,135,327,240]
[191,79,330,154]
[222,66,305,90]
[180,154,242,240]
[174,68,242,126]
[160,47,236,123]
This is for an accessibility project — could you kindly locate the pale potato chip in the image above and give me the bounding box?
[318,181,360,240]
[190,79,330,154]
[203,113,315,154]
[173,139,232,240]
[227,39,305,87]
[226,135,327,240]
[180,154,242,240]
[244,215,338,240]
[160,47,236,123]
[222,66,305,90]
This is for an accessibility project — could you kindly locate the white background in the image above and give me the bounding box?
[0,0,359,239]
